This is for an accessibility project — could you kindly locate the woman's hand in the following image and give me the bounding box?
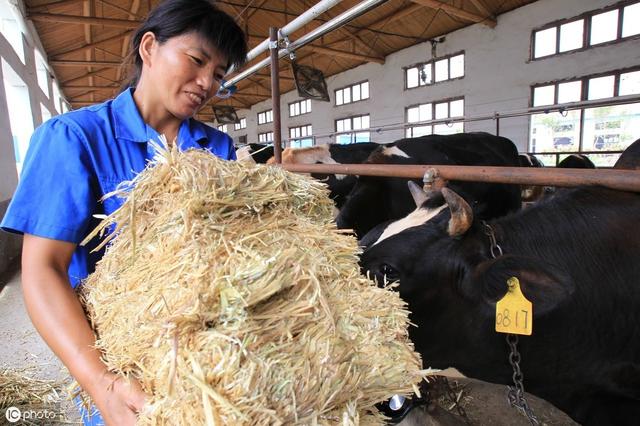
[92,372,148,426]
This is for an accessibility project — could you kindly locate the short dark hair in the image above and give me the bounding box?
[123,0,247,88]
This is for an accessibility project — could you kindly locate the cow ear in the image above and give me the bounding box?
[442,188,473,237]
[468,254,575,317]
[407,180,429,207]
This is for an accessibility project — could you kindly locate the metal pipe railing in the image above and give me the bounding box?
[278,163,640,192]
[223,0,390,89]
[270,27,283,164]
[235,0,344,71]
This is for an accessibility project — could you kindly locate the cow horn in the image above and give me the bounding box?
[442,188,473,237]
[407,181,429,207]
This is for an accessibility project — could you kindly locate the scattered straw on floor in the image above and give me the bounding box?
[79,143,425,425]
[0,368,71,424]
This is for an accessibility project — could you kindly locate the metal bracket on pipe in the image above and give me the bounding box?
[279,31,296,61]
[423,168,447,194]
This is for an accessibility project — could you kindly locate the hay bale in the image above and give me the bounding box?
[80,144,424,425]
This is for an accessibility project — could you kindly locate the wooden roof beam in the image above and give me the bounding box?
[308,45,384,64]
[52,30,131,58]
[409,0,496,27]
[28,0,83,13]
[28,13,141,28]
[468,0,494,19]
[61,67,113,84]
[63,85,118,90]
[51,59,123,67]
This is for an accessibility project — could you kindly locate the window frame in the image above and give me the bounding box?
[289,99,312,117]
[288,124,314,147]
[530,0,640,61]
[404,97,465,137]
[334,81,370,107]
[258,131,274,143]
[234,117,247,130]
[334,113,371,144]
[257,109,273,125]
[404,51,465,90]
[527,65,640,160]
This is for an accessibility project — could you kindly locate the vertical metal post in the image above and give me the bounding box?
[270,27,283,164]
[495,113,500,136]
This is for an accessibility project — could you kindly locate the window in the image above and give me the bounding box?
[335,114,370,144]
[335,81,369,106]
[258,131,273,143]
[406,53,465,89]
[405,98,464,137]
[35,50,49,98]
[289,99,311,117]
[257,109,273,125]
[0,2,25,64]
[529,68,640,166]
[237,135,247,145]
[289,124,313,148]
[217,124,228,133]
[234,117,246,130]
[52,82,61,114]
[532,1,640,60]
[40,103,51,124]
[2,59,34,174]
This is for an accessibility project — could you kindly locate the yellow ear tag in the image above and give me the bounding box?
[495,277,533,336]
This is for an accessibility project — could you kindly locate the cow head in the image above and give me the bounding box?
[360,186,574,324]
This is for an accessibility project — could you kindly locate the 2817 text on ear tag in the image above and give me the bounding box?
[495,277,533,336]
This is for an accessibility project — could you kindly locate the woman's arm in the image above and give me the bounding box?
[21,234,146,426]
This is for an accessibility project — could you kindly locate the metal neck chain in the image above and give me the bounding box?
[481,221,503,259]
[482,221,539,425]
[506,335,540,425]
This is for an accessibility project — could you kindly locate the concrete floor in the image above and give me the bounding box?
[0,270,81,424]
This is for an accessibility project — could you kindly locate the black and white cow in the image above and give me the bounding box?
[360,185,640,425]
[236,143,275,164]
[336,133,522,239]
[614,138,640,170]
[270,143,379,208]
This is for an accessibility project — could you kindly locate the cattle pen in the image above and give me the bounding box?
[2,0,640,425]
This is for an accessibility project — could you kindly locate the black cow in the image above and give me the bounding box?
[614,138,640,170]
[270,142,379,208]
[360,185,640,425]
[236,143,275,164]
[557,154,596,169]
[336,133,522,239]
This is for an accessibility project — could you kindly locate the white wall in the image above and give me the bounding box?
[225,0,640,152]
[0,0,64,272]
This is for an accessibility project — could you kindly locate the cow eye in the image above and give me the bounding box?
[380,263,399,280]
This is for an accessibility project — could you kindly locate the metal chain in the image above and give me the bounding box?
[441,376,471,424]
[506,334,540,425]
[483,221,539,425]
[482,221,503,258]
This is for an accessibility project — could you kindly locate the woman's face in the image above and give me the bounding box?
[141,31,228,120]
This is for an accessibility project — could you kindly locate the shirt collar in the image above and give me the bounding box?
[113,88,209,147]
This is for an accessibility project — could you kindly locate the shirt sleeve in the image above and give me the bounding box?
[0,118,98,243]
[226,134,237,161]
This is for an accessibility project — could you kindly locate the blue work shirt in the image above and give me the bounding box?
[1,88,236,288]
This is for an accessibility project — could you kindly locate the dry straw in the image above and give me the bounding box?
[0,368,70,423]
[80,143,424,425]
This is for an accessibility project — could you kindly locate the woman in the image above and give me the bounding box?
[0,0,247,424]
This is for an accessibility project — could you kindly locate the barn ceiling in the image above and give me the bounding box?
[25,0,538,122]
